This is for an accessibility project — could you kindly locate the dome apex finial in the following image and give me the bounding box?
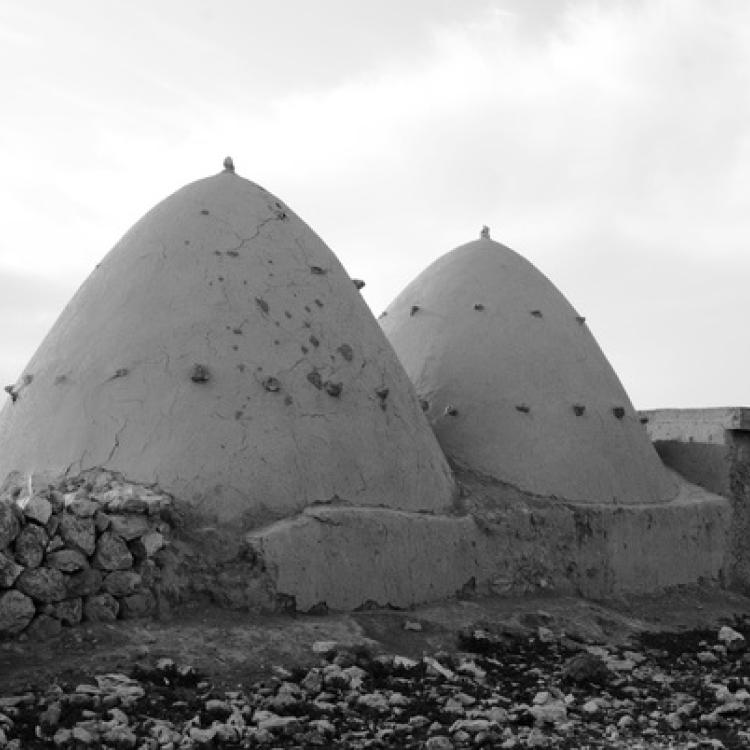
[480,225,490,239]
[223,156,235,173]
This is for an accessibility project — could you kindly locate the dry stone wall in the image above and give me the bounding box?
[0,471,173,639]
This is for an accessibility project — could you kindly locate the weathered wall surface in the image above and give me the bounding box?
[247,470,730,611]
[381,234,676,506]
[0,170,455,528]
[641,408,750,593]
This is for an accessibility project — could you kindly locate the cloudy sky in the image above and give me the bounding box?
[1,0,748,409]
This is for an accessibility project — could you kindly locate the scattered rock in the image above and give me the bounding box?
[47,548,89,572]
[108,514,150,541]
[0,590,35,634]
[0,550,23,588]
[65,568,103,598]
[13,523,48,568]
[23,494,53,526]
[59,515,96,556]
[562,651,612,685]
[0,503,20,548]
[102,570,142,597]
[15,566,67,603]
[718,625,747,653]
[83,593,119,622]
[93,532,133,570]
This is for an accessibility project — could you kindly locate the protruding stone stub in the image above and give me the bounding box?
[190,364,210,384]
[480,225,490,239]
[223,156,235,173]
[324,381,342,398]
[353,279,366,290]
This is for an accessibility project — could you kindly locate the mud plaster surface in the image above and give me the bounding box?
[381,237,676,506]
[0,171,454,526]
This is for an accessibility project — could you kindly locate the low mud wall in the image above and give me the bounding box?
[0,465,733,638]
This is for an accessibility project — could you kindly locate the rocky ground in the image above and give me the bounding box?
[2,587,750,749]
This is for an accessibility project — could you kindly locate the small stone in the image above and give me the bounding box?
[53,727,72,746]
[94,512,111,533]
[140,531,165,558]
[16,566,67,603]
[312,640,338,654]
[59,515,96,556]
[95,488,148,514]
[718,625,747,652]
[65,568,103,598]
[43,597,83,626]
[102,570,142,596]
[581,699,600,715]
[40,701,62,732]
[67,498,99,518]
[301,669,323,694]
[25,613,62,640]
[84,593,119,622]
[449,719,491,734]
[13,523,48,568]
[256,714,301,734]
[0,502,21,547]
[189,726,217,744]
[530,692,567,726]
[0,550,23,587]
[46,534,65,553]
[0,589,35,634]
[94,532,133,570]
[47,548,89,572]
[102,726,137,748]
[108,515,150,541]
[426,737,454,750]
[562,652,612,685]
[697,651,719,665]
[357,692,390,712]
[72,725,95,745]
[23,494,53,525]
[46,513,61,537]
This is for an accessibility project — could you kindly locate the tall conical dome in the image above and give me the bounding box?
[0,165,455,525]
[380,231,677,505]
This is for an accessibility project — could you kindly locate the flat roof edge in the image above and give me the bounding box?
[639,407,750,432]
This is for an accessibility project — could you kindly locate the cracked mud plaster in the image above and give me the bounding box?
[0,169,455,525]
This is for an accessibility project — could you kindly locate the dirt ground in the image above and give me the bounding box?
[3,584,749,695]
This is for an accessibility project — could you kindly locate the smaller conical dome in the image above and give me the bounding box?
[381,232,677,505]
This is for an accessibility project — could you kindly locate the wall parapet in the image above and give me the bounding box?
[639,406,750,592]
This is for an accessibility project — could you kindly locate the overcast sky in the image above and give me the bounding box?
[1,0,748,409]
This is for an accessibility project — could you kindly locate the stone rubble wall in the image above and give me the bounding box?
[0,471,175,639]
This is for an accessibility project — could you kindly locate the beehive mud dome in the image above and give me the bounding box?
[0,162,746,645]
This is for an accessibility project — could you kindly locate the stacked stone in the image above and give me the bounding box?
[0,471,172,639]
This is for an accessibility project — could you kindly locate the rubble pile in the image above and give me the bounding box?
[2,622,750,748]
[0,472,173,639]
